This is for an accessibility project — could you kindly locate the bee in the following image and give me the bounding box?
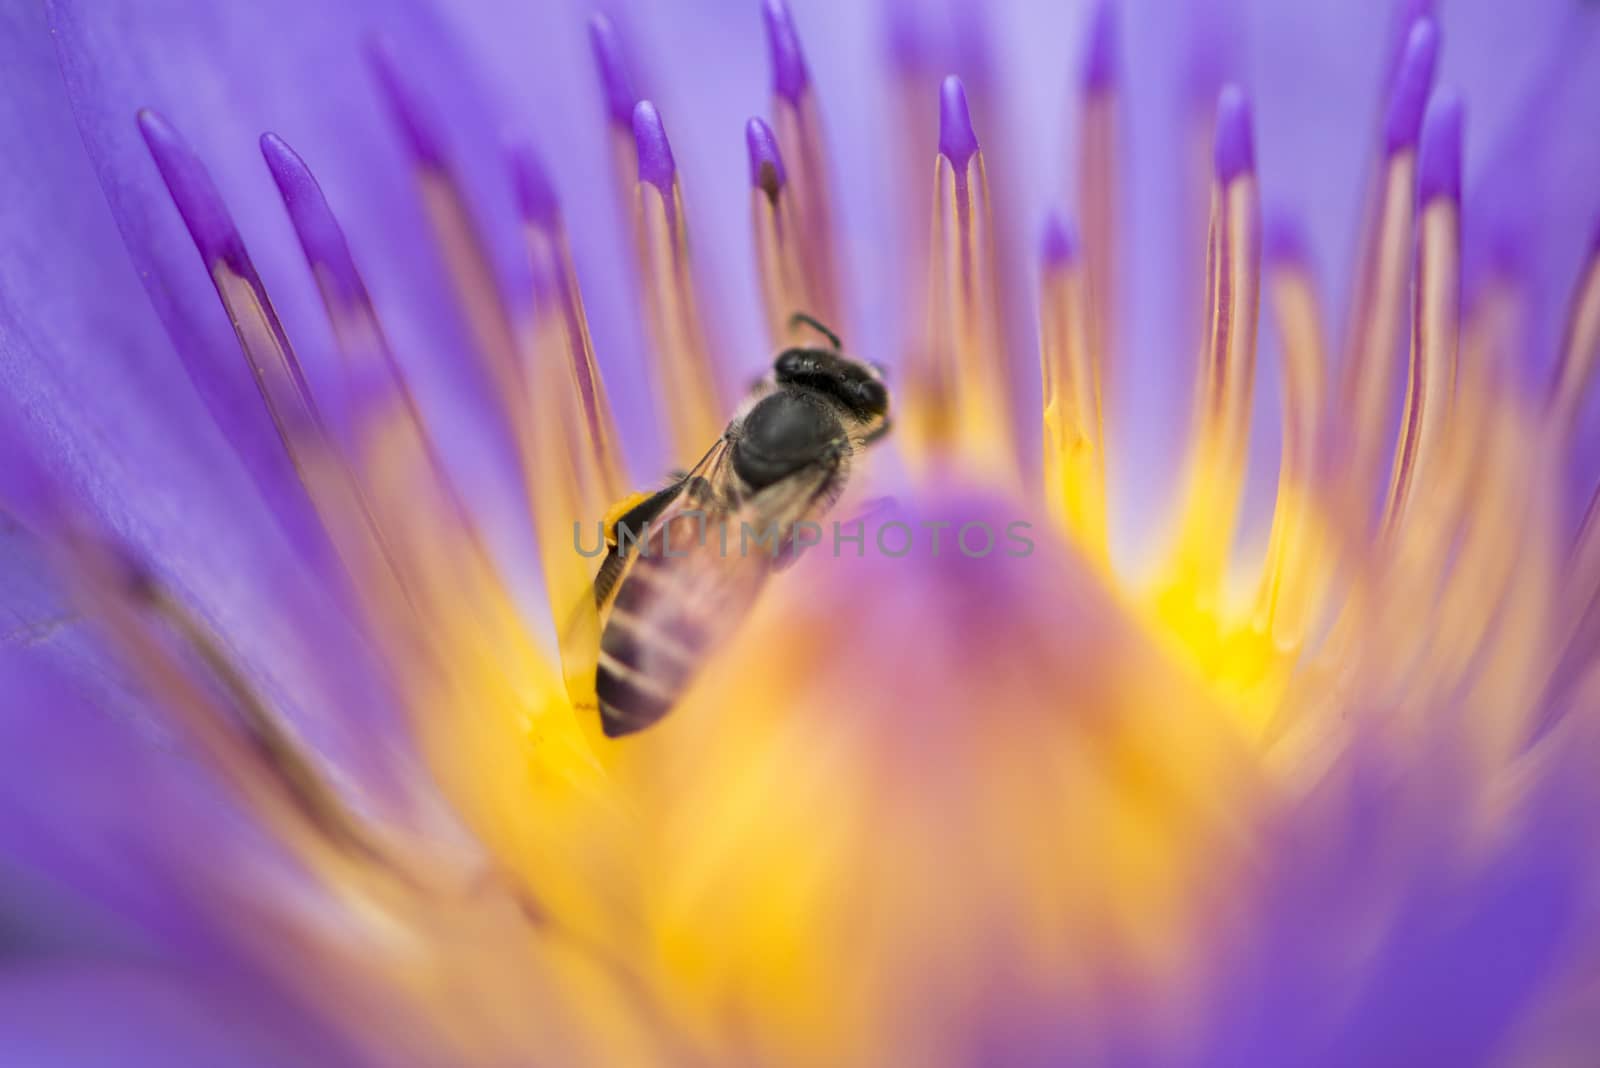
[591,314,891,736]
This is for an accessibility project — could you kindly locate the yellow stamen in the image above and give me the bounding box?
[1165,171,1260,597]
[415,172,527,425]
[1252,252,1329,649]
[1337,151,1417,526]
[771,90,841,325]
[1038,232,1108,560]
[905,87,1013,477]
[634,178,729,467]
[212,266,417,627]
[1077,86,1118,407]
[522,219,627,512]
[1547,243,1600,441]
[751,166,812,348]
[1380,193,1459,536]
[520,208,630,698]
[1559,486,1600,686]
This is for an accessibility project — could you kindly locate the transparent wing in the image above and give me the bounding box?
[592,444,849,735]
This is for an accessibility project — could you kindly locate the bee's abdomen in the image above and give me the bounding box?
[595,561,710,737]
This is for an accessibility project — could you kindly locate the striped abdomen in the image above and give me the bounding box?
[595,504,765,736]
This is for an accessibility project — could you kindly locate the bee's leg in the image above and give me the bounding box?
[771,445,850,572]
[860,418,892,446]
[847,495,898,523]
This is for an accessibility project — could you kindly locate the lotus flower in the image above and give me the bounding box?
[3,0,1599,1064]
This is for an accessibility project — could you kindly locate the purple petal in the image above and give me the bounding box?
[3,3,416,801]
[48,0,549,624]
[0,963,353,1067]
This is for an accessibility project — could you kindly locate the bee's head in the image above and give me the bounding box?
[773,348,889,421]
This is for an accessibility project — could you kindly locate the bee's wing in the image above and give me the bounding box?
[557,437,726,648]
[732,441,853,564]
[595,445,851,736]
[593,438,735,608]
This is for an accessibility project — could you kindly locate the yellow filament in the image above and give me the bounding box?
[607,126,641,261]
[214,267,324,438]
[773,92,841,325]
[906,150,1014,477]
[521,305,608,702]
[1038,252,1107,561]
[1561,488,1600,675]
[1531,254,1600,691]
[1380,199,1459,537]
[306,250,556,714]
[417,172,526,416]
[523,221,627,511]
[1548,252,1600,441]
[1077,91,1118,395]
[635,180,729,467]
[213,267,418,633]
[1166,175,1260,596]
[1338,154,1417,524]
[752,184,812,348]
[1253,261,1329,650]
[298,243,607,881]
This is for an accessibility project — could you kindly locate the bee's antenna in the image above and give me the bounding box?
[789,312,842,350]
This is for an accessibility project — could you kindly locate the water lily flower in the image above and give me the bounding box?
[3,0,1599,1064]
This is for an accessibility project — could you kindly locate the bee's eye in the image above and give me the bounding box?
[857,378,889,415]
[774,350,808,380]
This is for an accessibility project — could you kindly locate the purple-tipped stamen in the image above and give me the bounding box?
[137,109,251,274]
[762,0,810,103]
[1213,85,1255,182]
[588,13,639,128]
[745,117,787,200]
[259,134,366,305]
[367,37,449,169]
[632,101,676,194]
[1383,19,1439,155]
[885,0,924,73]
[1082,0,1118,94]
[1399,0,1437,28]
[1040,212,1079,268]
[507,147,567,315]
[938,75,980,169]
[1264,210,1312,266]
[1418,92,1464,205]
[507,140,560,227]
[141,110,320,433]
[1386,0,1437,86]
